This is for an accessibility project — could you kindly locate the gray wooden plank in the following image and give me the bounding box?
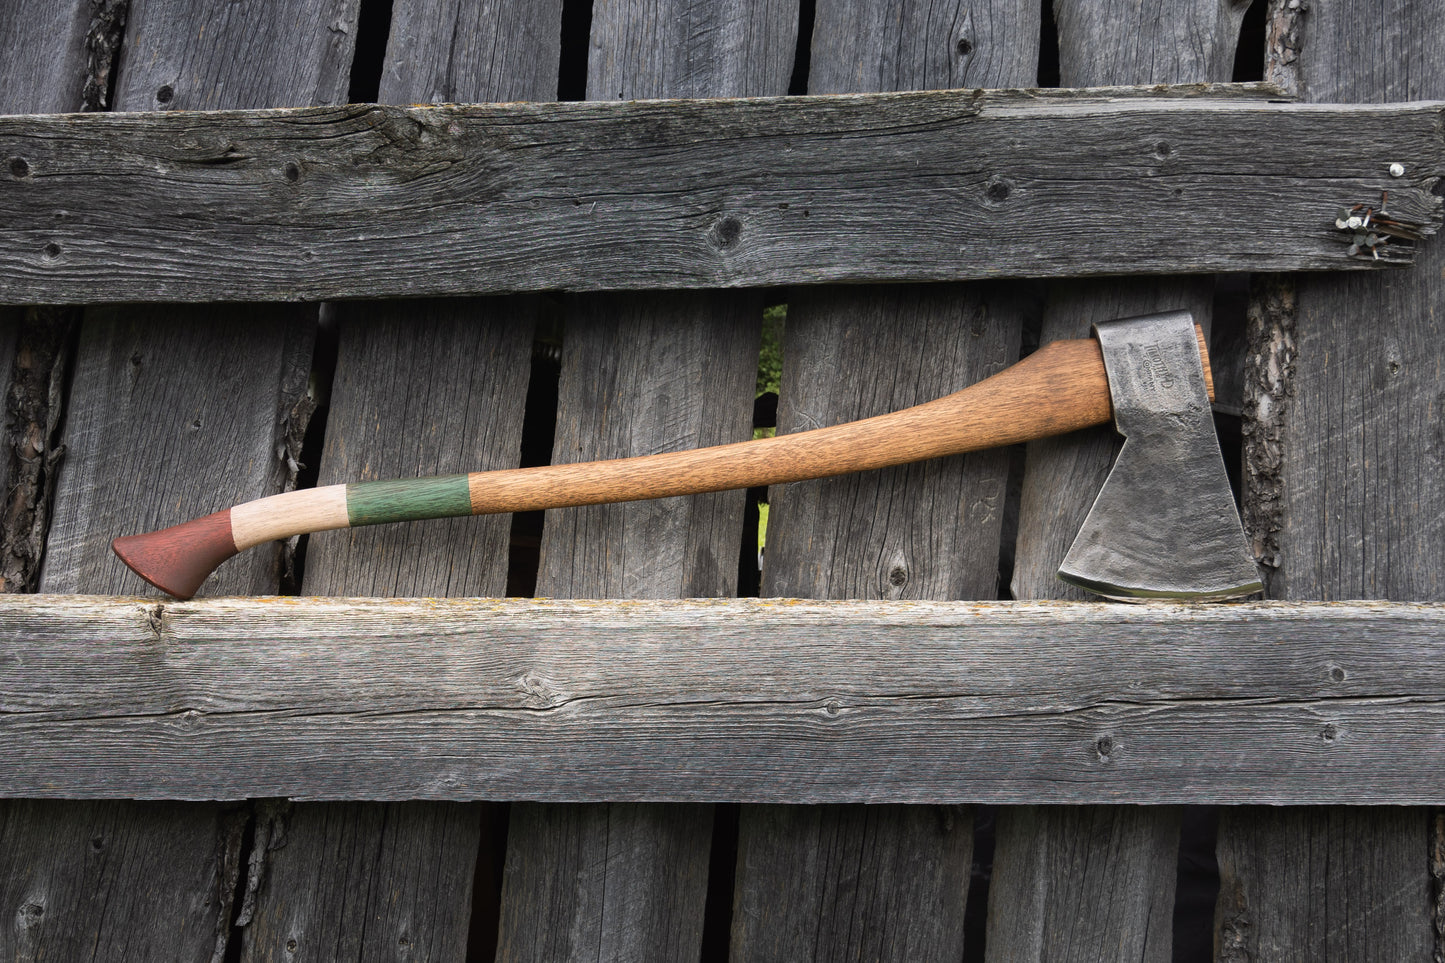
[496,803,716,962]
[0,0,93,114]
[3,93,1442,305]
[1214,807,1433,961]
[531,293,761,599]
[732,804,974,963]
[0,799,249,963]
[730,6,1035,959]
[41,304,315,596]
[378,0,562,106]
[0,5,271,962]
[239,801,482,963]
[1220,1,1444,958]
[6,3,360,962]
[987,805,1178,962]
[758,284,1020,603]
[0,0,97,593]
[241,3,563,956]
[0,9,216,962]
[4,596,1445,804]
[301,301,535,598]
[111,0,357,112]
[495,4,792,957]
[993,4,1252,959]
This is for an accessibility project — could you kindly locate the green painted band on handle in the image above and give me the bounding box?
[346,474,472,527]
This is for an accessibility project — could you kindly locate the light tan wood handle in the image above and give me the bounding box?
[465,336,1122,514]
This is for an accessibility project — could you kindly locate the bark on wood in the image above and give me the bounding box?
[1220,1,1444,958]
[245,4,562,956]
[995,4,1251,959]
[494,4,791,961]
[3,94,1442,305]
[3,596,1445,804]
[731,7,1035,958]
[0,308,71,594]
[3,4,359,962]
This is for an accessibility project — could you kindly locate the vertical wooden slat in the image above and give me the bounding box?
[0,3,357,961]
[729,3,1036,960]
[236,4,562,958]
[494,3,795,959]
[1219,0,1442,957]
[0,0,93,114]
[994,3,1250,960]
[0,0,96,593]
[0,7,140,958]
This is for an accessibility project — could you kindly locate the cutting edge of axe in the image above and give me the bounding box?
[113,311,1261,602]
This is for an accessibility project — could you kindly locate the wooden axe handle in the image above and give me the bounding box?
[113,327,1211,599]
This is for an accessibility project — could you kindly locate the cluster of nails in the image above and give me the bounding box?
[1335,191,1413,260]
[1337,204,1386,258]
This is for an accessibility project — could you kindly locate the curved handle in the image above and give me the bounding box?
[112,328,1211,599]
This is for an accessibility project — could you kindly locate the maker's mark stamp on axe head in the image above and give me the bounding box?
[114,310,1261,601]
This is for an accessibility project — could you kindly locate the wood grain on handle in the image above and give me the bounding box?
[111,329,1212,599]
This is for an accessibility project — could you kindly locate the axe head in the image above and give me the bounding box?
[1057,311,1262,602]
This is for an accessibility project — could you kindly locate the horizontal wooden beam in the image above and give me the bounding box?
[0,86,1440,304]
[3,595,1442,804]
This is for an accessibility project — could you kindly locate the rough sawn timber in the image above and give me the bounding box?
[494,2,792,960]
[729,3,1035,960]
[2,597,1444,805]
[1217,0,1445,959]
[0,3,360,963]
[993,2,1253,960]
[2,90,1443,305]
[232,1,562,960]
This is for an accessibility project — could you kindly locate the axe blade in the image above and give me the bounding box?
[1057,311,1262,601]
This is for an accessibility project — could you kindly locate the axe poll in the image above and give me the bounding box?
[114,310,1261,602]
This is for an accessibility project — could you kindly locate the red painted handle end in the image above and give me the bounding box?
[112,510,239,600]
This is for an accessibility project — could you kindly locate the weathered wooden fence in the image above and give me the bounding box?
[2,1,1443,961]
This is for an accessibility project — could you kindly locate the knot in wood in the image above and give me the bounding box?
[983,175,1014,205]
[1093,734,1116,761]
[709,215,744,250]
[518,672,562,708]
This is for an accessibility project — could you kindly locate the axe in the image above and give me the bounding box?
[113,310,1261,601]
